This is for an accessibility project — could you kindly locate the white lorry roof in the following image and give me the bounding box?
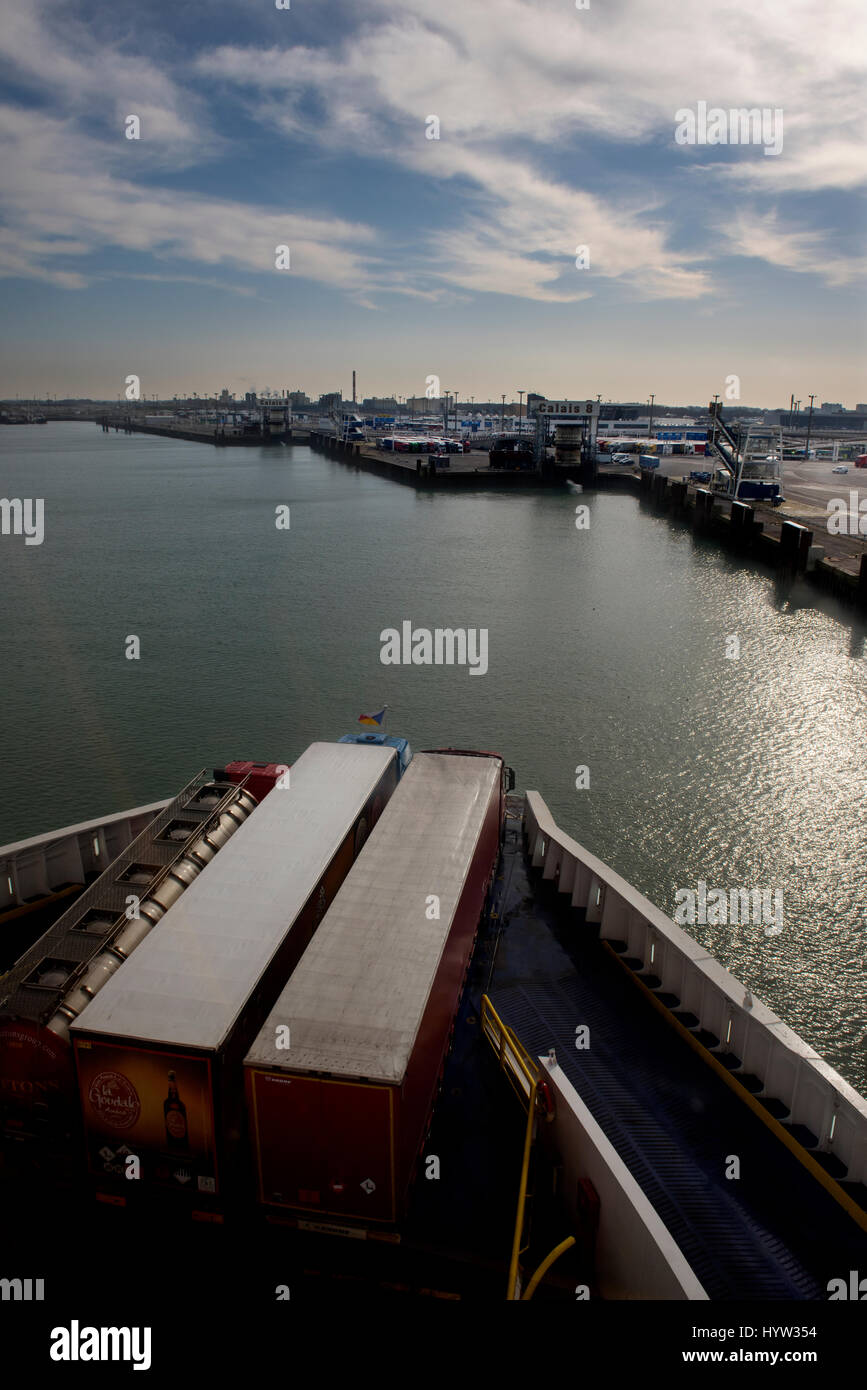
[244,752,499,1084]
[71,742,396,1051]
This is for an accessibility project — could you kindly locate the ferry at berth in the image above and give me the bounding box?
[1,733,865,1302]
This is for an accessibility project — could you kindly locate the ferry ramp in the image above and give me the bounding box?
[483,815,867,1300]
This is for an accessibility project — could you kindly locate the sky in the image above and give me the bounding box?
[0,0,864,406]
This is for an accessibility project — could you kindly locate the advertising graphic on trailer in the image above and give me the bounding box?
[74,1040,218,1194]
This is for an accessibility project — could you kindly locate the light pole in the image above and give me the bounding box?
[518,390,525,436]
[648,393,655,439]
[501,394,506,433]
[804,394,815,460]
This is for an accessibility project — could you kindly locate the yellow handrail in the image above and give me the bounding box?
[480,994,538,1108]
[481,995,545,1299]
[507,1076,538,1299]
[522,1236,577,1300]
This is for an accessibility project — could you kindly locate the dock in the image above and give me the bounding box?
[306,429,581,488]
[97,416,309,447]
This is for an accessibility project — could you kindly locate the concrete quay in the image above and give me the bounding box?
[306,429,583,489]
[98,417,310,447]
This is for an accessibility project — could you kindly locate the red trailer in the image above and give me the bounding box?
[244,750,506,1226]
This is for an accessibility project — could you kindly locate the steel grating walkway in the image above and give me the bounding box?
[483,821,867,1300]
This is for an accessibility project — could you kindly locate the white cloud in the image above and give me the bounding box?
[199,0,866,188]
[721,211,867,288]
[197,0,865,296]
[0,0,862,302]
[0,105,389,297]
[0,0,220,167]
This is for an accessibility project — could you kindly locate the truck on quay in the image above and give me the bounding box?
[68,741,400,1214]
[243,749,509,1227]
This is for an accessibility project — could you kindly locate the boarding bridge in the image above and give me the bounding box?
[706,403,783,497]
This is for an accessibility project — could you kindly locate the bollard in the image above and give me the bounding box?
[669,480,688,510]
[693,487,714,527]
[729,500,754,546]
[858,552,867,605]
[780,520,812,570]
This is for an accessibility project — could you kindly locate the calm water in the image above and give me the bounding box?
[2,423,866,1088]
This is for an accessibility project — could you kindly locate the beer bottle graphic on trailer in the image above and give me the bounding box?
[164,1070,188,1149]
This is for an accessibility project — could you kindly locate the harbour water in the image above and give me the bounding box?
[2,423,866,1088]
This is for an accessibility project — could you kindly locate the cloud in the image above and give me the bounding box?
[197,0,864,296]
[721,211,867,288]
[0,0,862,304]
[198,0,866,184]
[0,104,392,297]
[0,0,221,167]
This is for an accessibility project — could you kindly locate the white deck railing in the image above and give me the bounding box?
[0,801,170,915]
[524,790,867,1187]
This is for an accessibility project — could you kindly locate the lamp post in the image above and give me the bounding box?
[501,393,506,433]
[648,393,655,439]
[518,390,525,437]
[804,394,815,460]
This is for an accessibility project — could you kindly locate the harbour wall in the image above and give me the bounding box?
[601,468,867,611]
[306,429,587,489]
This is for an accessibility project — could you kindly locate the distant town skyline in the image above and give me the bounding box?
[4,388,866,418]
[0,0,864,404]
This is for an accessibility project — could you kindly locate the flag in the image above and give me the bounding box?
[359,705,388,727]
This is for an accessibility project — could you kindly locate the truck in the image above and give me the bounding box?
[0,767,273,1156]
[243,749,507,1227]
[70,741,400,1212]
[338,731,412,778]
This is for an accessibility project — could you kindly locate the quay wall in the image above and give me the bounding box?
[306,429,589,489]
[599,467,867,610]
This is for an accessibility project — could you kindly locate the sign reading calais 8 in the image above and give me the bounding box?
[74,1040,218,1194]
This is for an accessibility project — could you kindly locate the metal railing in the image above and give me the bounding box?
[481,994,543,1299]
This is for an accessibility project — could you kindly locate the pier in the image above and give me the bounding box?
[306,429,588,489]
[98,416,308,447]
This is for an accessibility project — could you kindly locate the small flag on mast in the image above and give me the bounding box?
[358,705,388,727]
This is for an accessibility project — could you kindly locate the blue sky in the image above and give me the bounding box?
[0,0,864,405]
